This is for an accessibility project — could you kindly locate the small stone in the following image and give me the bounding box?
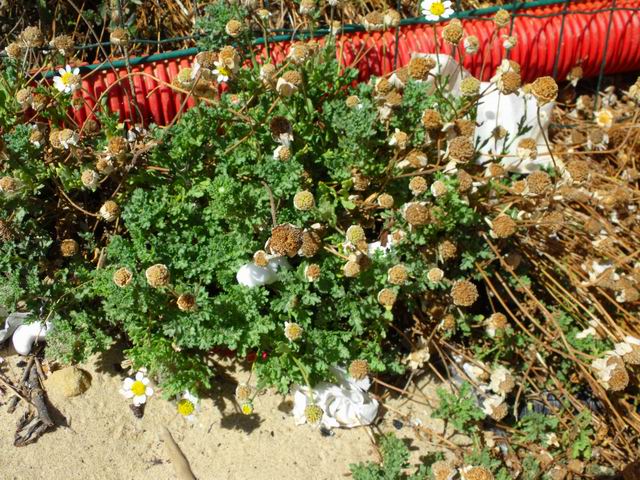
[392,419,403,430]
[45,366,91,397]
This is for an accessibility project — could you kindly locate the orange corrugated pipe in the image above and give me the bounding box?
[71,0,640,127]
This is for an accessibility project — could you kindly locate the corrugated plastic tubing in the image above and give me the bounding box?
[69,0,640,127]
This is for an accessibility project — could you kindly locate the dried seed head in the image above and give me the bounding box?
[377,288,397,308]
[299,230,322,258]
[384,8,401,27]
[565,159,589,182]
[408,56,436,81]
[20,26,44,48]
[16,87,33,107]
[81,169,100,189]
[483,395,508,421]
[377,193,394,209]
[405,149,428,168]
[60,239,79,257]
[592,354,629,392]
[448,136,475,163]
[177,293,197,312]
[235,383,252,401]
[487,312,508,335]
[110,27,130,46]
[427,267,444,283]
[113,267,133,287]
[442,19,464,45]
[491,215,517,238]
[293,190,315,211]
[343,260,361,278]
[195,51,217,70]
[526,170,552,195]
[0,220,14,243]
[451,280,479,307]
[304,263,321,282]
[460,76,481,96]
[29,128,44,146]
[516,137,537,161]
[457,170,473,193]
[99,200,120,222]
[348,359,369,380]
[614,336,640,365]
[388,264,408,285]
[218,46,241,71]
[464,35,479,54]
[431,461,457,480]
[96,157,114,175]
[5,42,23,59]
[493,9,511,28]
[440,314,456,331]
[430,180,448,198]
[346,225,366,244]
[304,404,323,424]
[284,321,303,341]
[490,366,516,395]
[409,176,428,195]
[363,11,385,31]
[390,129,408,149]
[253,250,270,268]
[269,224,303,257]
[225,19,243,37]
[455,119,476,138]
[0,176,18,193]
[107,136,127,157]
[274,145,291,161]
[438,240,457,260]
[497,70,521,95]
[50,35,74,54]
[346,95,361,108]
[403,202,430,226]
[421,109,442,130]
[531,76,558,105]
[460,465,494,480]
[145,264,170,288]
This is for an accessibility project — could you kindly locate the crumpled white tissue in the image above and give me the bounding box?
[292,366,378,429]
[236,256,289,288]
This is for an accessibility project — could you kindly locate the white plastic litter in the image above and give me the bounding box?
[12,320,52,355]
[236,256,289,288]
[0,312,31,344]
[292,366,378,429]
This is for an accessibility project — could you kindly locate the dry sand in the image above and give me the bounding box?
[0,345,453,480]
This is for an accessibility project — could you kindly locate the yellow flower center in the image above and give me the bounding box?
[598,112,611,124]
[177,399,195,416]
[430,2,446,15]
[241,403,253,415]
[131,380,146,396]
[218,66,230,77]
[61,71,74,85]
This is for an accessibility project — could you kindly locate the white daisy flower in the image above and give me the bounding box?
[213,60,231,83]
[120,370,154,406]
[421,0,454,21]
[177,390,199,421]
[594,108,613,129]
[53,65,81,94]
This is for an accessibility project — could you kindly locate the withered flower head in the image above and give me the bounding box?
[491,214,517,238]
[348,359,370,380]
[177,293,197,312]
[145,264,170,288]
[403,202,430,226]
[113,267,133,287]
[530,76,558,105]
[269,223,303,257]
[451,279,479,307]
[60,239,79,257]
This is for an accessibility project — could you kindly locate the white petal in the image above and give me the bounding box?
[58,68,67,76]
[142,377,150,385]
[122,378,134,389]
[145,386,154,397]
[122,389,134,399]
[72,68,80,75]
[443,1,452,7]
[133,394,147,406]
[135,371,144,381]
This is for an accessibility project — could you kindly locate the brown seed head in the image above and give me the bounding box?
[461,466,494,480]
[409,56,436,81]
[60,239,79,257]
[5,42,23,59]
[404,202,430,226]
[526,170,552,195]
[388,264,408,285]
[110,27,130,46]
[531,76,558,105]
[304,263,321,282]
[565,159,589,182]
[493,9,511,28]
[225,19,243,37]
[299,230,322,258]
[99,200,120,222]
[498,71,521,95]
[113,267,133,288]
[491,215,517,238]
[269,224,303,257]
[0,176,18,193]
[145,264,170,288]
[421,109,442,130]
[377,288,397,308]
[448,136,475,163]
[460,76,480,96]
[442,19,464,45]
[177,293,197,312]
[451,280,479,307]
[348,359,370,380]
[377,193,394,209]
[439,240,457,260]
[0,220,13,243]
[253,250,269,267]
[409,176,428,195]
[457,170,473,192]
[346,95,360,108]
[293,190,315,211]
[343,260,361,278]
[20,26,44,48]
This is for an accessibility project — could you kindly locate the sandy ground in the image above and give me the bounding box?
[0,345,454,480]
